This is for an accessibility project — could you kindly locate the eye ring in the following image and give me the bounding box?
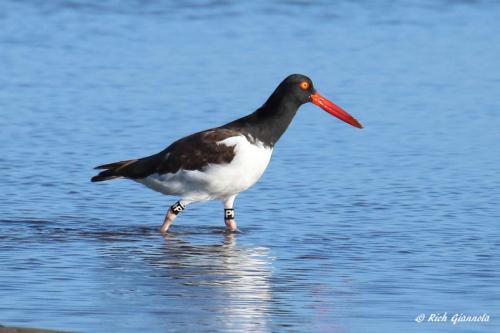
[299,81,310,90]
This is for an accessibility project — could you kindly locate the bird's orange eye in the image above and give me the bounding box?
[299,81,310,90]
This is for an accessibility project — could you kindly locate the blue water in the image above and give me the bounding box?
[1,1,499,332]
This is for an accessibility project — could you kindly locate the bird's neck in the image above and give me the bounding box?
[224,95,302,148]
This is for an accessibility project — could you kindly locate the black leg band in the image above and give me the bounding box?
[224,208,235,220]
[170,201,185,215]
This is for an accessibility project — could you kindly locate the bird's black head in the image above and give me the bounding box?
[230,73,362,147]
[273,74,316,105]
[265,73,363,128]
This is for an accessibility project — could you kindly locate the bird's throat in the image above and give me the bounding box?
[224,97,302,148]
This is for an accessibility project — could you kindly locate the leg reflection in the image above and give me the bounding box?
[157,233,272,333]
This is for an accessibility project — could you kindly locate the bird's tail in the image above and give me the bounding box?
[90,159,137,182]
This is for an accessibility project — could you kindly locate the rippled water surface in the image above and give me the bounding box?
[1,1,500,332]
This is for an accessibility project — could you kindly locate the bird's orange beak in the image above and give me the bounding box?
[310,92,363,129]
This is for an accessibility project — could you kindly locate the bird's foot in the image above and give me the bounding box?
[224,228,243,235]
[159,222,172,235]
[224,219,238,232]
[161,231,177,238]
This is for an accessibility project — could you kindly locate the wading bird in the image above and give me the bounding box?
[91,74,362,234]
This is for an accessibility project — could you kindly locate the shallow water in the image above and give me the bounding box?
[1,0,499,332]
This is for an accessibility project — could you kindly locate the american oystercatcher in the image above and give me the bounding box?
[91,74,362,234]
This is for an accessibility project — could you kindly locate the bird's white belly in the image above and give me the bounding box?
[136,135,273,201]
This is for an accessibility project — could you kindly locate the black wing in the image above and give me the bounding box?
[91,128,239,182]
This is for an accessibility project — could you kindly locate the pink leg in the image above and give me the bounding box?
[223,195,238,232]
[160,209,177,235]
[160,201,186,235]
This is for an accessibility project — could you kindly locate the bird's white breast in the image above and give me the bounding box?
[137,135,273,201]
[207,135,273,194]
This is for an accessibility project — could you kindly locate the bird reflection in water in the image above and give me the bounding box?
[149,231,273,333]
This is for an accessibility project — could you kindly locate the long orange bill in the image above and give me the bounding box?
[310,92,363,129]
